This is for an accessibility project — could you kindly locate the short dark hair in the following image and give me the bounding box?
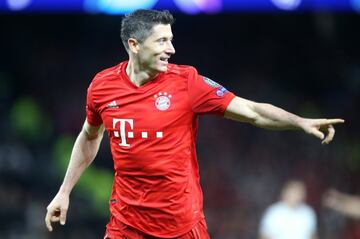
[121,9,175,51]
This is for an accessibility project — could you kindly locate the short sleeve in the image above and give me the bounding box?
[86,82,103,126]
[187,67,235,115]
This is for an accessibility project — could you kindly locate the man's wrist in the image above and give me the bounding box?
[59,185,72,196]
[293,116,306,131]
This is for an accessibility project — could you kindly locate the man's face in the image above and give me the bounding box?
[137,24,175,73]
[282,182,306,207]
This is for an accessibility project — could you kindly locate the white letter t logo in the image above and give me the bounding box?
[113,118,134,147]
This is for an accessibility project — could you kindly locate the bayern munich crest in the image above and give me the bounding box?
[154,92,172,111]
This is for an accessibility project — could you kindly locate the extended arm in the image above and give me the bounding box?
[45,120,104,231]
[224,96,344,144]
[323,189,360,219]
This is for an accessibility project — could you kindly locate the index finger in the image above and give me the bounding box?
[45,211,53,232]
[324,119,345,125]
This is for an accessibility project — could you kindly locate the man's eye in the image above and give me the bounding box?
[158,38,173,44]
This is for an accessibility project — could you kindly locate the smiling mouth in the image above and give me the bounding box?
[160,57,169,63]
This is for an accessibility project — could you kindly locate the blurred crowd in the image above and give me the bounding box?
[0,13,359,238]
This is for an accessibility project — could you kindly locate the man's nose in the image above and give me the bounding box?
[166,41,175,54]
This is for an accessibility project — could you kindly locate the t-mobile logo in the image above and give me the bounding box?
[112,118,163,147]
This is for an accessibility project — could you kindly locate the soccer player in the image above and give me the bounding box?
[45,9,344,238]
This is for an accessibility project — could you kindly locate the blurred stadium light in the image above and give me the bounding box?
[173,0,222,14]
[0,0,357,13]
[351,0,360,11]
[83,0,158,14]
[270,0,302,10]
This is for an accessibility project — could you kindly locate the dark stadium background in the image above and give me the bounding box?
[0,13,359,238]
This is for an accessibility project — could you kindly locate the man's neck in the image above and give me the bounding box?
[126,60,159,87]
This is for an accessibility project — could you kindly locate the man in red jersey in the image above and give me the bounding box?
[45,9,344,238]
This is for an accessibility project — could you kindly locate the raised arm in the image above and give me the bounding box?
[224,96,344,144]
[323,189,360,219]
[45,120,105,231]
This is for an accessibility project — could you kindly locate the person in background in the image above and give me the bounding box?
[259,180,318,239]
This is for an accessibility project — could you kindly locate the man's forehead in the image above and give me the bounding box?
[149,24,173,38]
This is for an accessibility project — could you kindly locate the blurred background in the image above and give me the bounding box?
[0,0,359,238]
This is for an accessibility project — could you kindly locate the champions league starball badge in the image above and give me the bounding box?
[216,86,228,97]
[154,92,172,111]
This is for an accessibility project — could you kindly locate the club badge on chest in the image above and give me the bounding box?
[154,92,172,111]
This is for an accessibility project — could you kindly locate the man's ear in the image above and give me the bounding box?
[128,38,140,53]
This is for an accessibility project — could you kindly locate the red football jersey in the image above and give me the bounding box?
[86,61,235,237]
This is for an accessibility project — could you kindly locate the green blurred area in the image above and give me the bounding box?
[8,95,113,216]
[53,135,113,216]
[10,97,52,142]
